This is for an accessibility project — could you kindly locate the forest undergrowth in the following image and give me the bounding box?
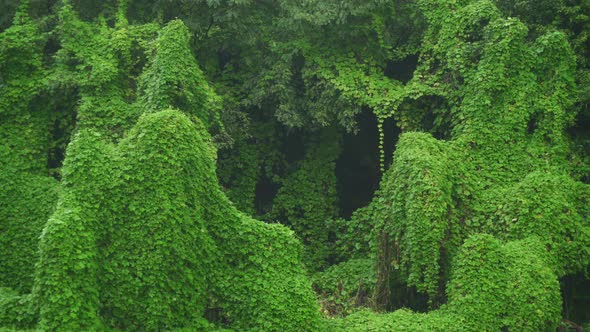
[1,0,589,331]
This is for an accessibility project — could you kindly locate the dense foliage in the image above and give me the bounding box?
[0,0,588,330]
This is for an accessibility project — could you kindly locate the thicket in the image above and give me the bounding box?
[0,0,589,331]
[1,2,319,330]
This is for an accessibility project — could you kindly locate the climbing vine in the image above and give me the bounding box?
[0,0,589,330]
[366,2,589,330]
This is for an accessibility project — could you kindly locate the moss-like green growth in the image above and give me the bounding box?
[217,133,265,216]
[330,235,560,331]
[446,235,561,331]
[0,0,59,300]
[101,111,216,330]
[0,173,58,294]
[35,128,115,331]
[34,110,320,331]
[375,132,454,301]
[2,0,587,330]
[270,127,341,269]
[138,20,220,127]
[0,289,37,330]
[488,172,590,277]
[0,4,320,328]
[313,258,376,316]
[0,1,49,175]
[372,0,589,316]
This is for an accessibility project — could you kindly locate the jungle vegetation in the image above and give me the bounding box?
[0,0,589,331]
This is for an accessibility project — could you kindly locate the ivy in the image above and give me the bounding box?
[330,235,561,331]
[313,258,376,317]
[0,0,589,330]
[217,119,286,216]
[0,0,50,174]
[365,2,589,329]
[0,289,36,330]
[2,4,321,329]
[138,20,221,129]
[269,126,341,269]
[0,0,59,305]
[0,171,58,294]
